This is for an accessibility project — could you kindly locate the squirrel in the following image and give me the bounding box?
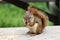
[23,6,48,35]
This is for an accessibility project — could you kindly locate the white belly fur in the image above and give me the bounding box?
[29,23,38,33]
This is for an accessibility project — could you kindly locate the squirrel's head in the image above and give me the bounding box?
[24,11,35,26]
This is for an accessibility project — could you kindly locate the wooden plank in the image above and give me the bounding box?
[0,26,60,40]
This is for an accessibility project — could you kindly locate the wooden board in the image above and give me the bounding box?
[0,26,60,40]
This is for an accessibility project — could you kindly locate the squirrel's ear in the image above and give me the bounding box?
[27,6,33,11]
[24,10,28,14]
[24,6,31,14]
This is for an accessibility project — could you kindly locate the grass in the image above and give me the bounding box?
[0,3,25,27]
[0,2,53,27]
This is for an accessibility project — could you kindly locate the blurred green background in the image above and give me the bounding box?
[0,2,54,27]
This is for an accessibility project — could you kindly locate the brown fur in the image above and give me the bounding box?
[24,6,48,35]
[32,16,42,34]
[28,6,48,30]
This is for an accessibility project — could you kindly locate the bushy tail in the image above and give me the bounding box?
[27,6,48,29]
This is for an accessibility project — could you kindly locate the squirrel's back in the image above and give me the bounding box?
[28,6,48,29]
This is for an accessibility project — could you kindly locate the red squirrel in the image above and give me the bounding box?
[23,6,48,35]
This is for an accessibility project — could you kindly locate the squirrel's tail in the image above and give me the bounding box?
[27,6,48,29]
[41,17,48,30]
